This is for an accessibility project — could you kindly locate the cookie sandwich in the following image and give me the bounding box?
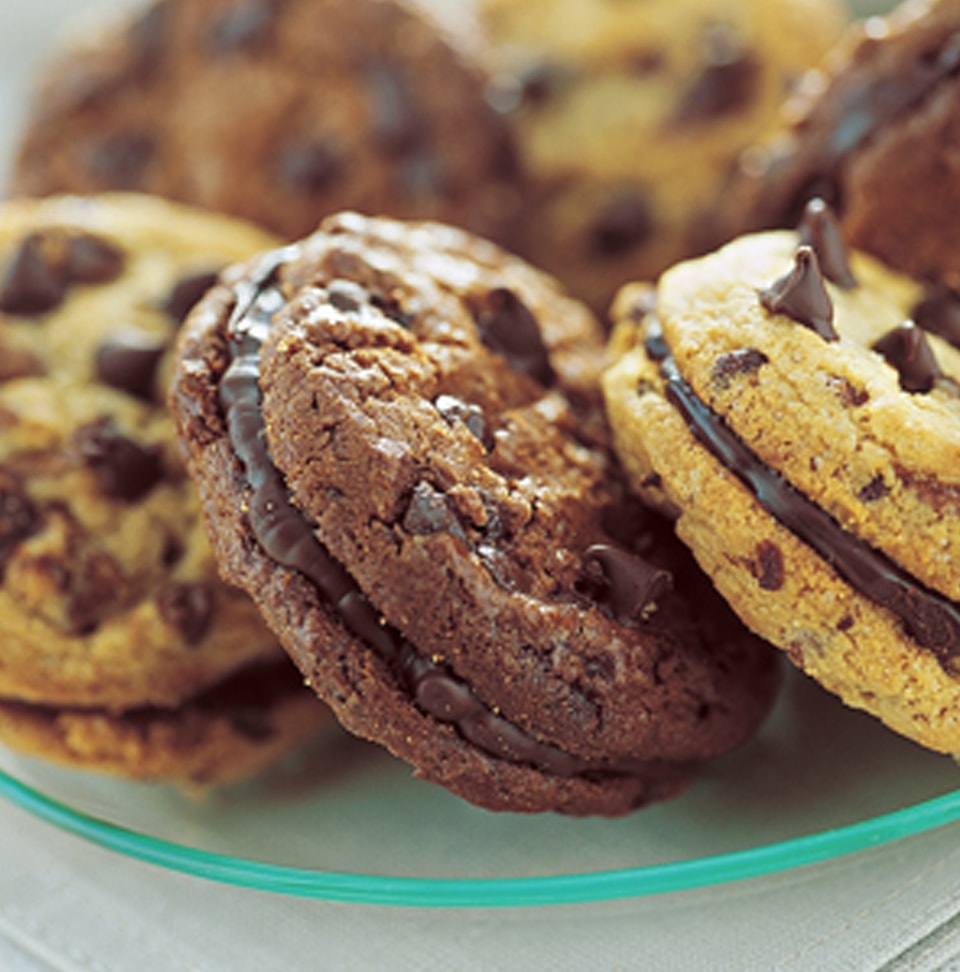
[170,211,779,816]
[0,194,330,786]
[603,200,960,754]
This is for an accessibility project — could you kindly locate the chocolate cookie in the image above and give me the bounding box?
[0,193,290,711]
[603,200,960,754]
[170,211,779,816]
[712,0,960,289]
[0,659,327,789]
[477,0,847,315]
[9,0,521,248]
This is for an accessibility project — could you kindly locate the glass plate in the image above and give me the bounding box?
[2,667,959,908]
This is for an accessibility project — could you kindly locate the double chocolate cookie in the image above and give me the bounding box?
[712,0,960,289]
[603,200,960,754]
[171,211,779,816]
[9,0,521,247]
[478,0,847,314]
[0,194,330,786]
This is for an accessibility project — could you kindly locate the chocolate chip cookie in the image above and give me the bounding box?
[0,659,326,788]
[477,0,847,315]
[9,0,521,248]
[0,193,291,712]
[712,0,960,290]
[170,211,779,816]
[603,200,960,754]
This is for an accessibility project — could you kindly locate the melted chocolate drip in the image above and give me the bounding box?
[797,198,856,289]
[217,252,665,780]
[646,326,960,664]
[759,246,838,342]
[872,320,943,393]
[584,544,672,625]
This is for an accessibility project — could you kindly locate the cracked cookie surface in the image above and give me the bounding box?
[171,211,778,816]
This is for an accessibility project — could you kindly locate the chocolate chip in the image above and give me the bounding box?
[872,320,943,393]
[837,614,854,632]
[208,0,276,54]
[0,481,40,569]
[95,330,167,401]
[517,61,571,107]
[366,63,427,154]
[797,198,856,289]
[278,138,344,195]
[434,394,492,449]
[753,540,784,591]
[472,288,555,386]
[759,246,837,341]
[396,155,444,200]
[74,420,164,501]
[712,348,769,389]
[0,345,45,381]
[127,1,170,76]
[827,375,870,407]
[86,131,156,189]
[66,233,126,284]
[589,192,655,257]
[670,25,760,125]
[0,233,68,315]
[857,475,890,503]
[370,292,413,329]
[913,286,960,350]
[629,48,667,76]
[326,279,367,313]
[161,269,221,323]
[583,544,673,625]
[402,480,466,540]
[157,581,215,645]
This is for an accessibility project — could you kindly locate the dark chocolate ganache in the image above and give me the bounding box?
[217,250,679,781]
[645,323,960,667]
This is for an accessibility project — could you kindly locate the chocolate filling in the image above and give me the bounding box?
[217,252,669,780]
[645,324,960,666]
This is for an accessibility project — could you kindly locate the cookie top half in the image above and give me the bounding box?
[603,204,960,752]
[0,193,287,711]
[9,0,522,247]
[713,0,960,288]
[171,211,778,816]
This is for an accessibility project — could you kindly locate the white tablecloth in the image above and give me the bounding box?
[2,794,960,972]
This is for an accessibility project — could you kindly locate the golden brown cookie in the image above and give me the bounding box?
[9,0,522,248]
[0,193,285,712]
[603,201,960,754]
[711,0,960,290]
[0,659,328,789]
[477,0,848,315]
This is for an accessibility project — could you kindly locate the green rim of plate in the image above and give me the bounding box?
[3,768,960,907]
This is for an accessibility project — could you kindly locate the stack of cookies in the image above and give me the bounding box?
[0,193,333,788]
[6,0,955,816]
